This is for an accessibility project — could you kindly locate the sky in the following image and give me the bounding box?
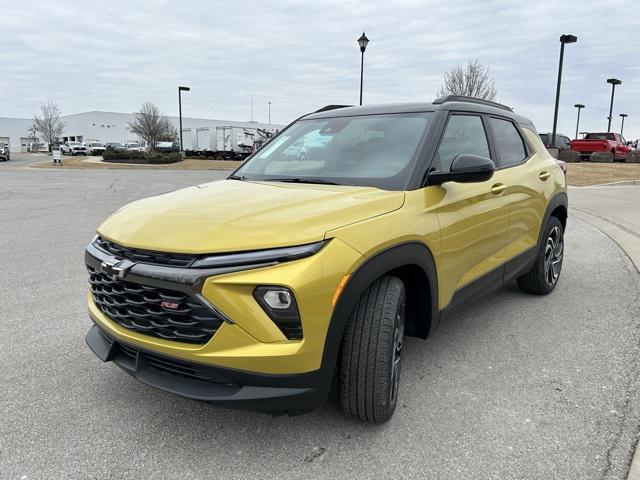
[0,0,639,139]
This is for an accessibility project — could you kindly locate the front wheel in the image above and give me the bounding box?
[517,216,564,295]
[339,276,406,423]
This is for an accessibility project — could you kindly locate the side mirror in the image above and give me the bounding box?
[428,154,495,185]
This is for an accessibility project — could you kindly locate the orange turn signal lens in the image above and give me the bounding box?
[332,274,351,306]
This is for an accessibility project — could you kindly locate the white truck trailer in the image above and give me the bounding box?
[186,126,277,160]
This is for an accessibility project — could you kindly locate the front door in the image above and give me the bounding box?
[428,113,510,309]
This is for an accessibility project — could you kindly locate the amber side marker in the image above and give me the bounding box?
[332,274,351,306]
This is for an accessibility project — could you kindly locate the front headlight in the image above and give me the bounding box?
[190,240,327,269]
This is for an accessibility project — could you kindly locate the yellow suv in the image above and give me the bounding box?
[85,96,567,423]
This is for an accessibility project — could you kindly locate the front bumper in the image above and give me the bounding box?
[86,324,321,413]
[84,236,364,412]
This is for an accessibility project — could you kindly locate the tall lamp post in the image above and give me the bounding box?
[178,86,190,151]
[606,78,621,132]
[620,113,628,136]
[268,101,272,124]
[574,104,585,140]
[357,32,369,106]
[551,34,577,148]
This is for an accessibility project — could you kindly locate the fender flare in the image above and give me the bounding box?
[537,191,568,247]
[316,241,439,395]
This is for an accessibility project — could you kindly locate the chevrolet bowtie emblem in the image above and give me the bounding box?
[100,259,135,280]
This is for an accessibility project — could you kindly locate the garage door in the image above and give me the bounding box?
[0,137,9,151]
[21,137,33,152]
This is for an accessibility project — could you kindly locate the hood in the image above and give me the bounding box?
[98,180,404,253]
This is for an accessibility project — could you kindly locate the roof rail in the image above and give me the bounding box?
[314,104,353,113]
[433,95,513,112]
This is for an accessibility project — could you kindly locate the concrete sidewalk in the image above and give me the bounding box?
[570,185,640,273]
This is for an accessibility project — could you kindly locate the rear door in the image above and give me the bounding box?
[430,113,511,308]
[487,116,550,277]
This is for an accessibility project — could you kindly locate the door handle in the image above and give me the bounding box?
[539,171,551,181]
[491,183,506,195]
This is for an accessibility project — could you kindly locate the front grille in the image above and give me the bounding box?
[88,266,223,344]
[94,237,196,268]
[98,329,235,384]
[144,351,212,381]
[280,325,303,340]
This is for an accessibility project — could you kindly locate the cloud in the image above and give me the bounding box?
[0,0,638,139]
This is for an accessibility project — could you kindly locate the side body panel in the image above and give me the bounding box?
[428,170,510,308]
[502,128,565,262]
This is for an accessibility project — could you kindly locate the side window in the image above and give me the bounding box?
[490,117,527,167]
[433,115,490,172]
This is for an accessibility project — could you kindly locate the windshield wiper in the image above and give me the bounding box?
[267,178,339,185]
[227,174,245,181]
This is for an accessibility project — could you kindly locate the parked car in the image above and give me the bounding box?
[154,141,179,153]
[0,143,10,161]
[556,159,567,175]
[84,96,567,423]
[539,133,572,151]
[125,141,145,152]
[570,132,631,161]
[61,141,88,156]
[85,142,106,156]
[105,142,125,150]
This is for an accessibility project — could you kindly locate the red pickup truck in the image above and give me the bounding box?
[570,132,631,161]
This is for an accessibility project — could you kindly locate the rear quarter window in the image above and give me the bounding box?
[489,118,527,167]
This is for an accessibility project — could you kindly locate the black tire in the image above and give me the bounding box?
[517,216,564,295]
[339,275,406,423]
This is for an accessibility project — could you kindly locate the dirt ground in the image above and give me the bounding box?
[566,162,640,186]
[32,155,239,170]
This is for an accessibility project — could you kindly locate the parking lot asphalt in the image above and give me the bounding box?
[1,157,640,479]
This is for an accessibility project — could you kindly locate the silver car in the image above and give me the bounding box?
[0,143,9,161]
[86,142,106,156]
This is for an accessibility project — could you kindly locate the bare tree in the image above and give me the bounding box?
[437,60,497,101]
[128,102,176,151]
[33,102,66,151]
[27,124,38,139]
[158,123,179,143]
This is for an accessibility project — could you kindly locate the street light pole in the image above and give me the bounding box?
[620,113,628,136]
[606,78,621,132]
[357,32,369,106]
[551,34,577,148]
[178,86,190,151]
[268,101,272,124]
[574,104,585,140]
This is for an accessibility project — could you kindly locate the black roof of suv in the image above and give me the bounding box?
[306,95,537,132]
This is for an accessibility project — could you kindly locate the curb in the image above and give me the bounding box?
[577,180,640,188]
[629,444,640,480]
[570,208,640,274]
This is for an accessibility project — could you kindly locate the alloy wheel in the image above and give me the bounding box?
[389,297,406,406]
[544,226,563,286]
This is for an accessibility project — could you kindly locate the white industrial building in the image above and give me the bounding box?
[0,111,283,153]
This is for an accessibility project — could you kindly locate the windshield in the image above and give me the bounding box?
[89,143,104,147]
[234,112,433,190]
[68,142,80,146]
